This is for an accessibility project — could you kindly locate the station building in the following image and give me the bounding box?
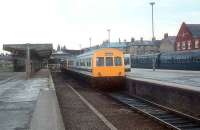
[176,22,200,51]
[0,55,14,72]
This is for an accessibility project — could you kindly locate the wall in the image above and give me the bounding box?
[159,39,175,52]
[126,78,200,118]
[0,60,14,72]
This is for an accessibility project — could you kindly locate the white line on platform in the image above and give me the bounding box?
[66,83,118,130]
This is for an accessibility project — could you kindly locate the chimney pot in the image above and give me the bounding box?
[164,33,168,39]
[140,37,143,43]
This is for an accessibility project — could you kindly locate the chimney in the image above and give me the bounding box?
[152,37,156,41]
[164,33,168,39]
[140,37,143,43]
[131,37,135,43]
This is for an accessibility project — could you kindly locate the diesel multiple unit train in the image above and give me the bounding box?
[61,48,125,90]
[132,50,200,70]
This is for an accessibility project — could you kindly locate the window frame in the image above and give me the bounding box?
[115,56,122,66]
[96,57,104,66]
[187,40,192,50]
[195,39,199,49]
[105,57,113,66]
[182,41,186,50]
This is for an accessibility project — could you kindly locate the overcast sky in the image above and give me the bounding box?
[0,0,200,53]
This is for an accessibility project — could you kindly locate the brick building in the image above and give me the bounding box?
[176,22,200,51]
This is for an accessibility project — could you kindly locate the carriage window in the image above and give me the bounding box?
[115,57,122,66]
[88,58,91,67]
[96,57,104,66]
[106,57,113,66]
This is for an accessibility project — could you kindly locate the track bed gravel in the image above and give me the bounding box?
[52,72,170,130]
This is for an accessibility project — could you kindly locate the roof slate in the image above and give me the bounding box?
[186,24,200,38]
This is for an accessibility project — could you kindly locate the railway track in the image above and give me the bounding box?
[110,93,200,130]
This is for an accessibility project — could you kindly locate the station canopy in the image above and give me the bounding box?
[3,43,53,58]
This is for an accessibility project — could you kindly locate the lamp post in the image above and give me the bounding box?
[89,37,92,49]
[150,2,156,71]
[79,44,82,54]
[107,29,111,48]
[150,2,155,41]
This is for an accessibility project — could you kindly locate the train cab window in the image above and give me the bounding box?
[115,57,122,66]
[96,57,104,66]
[106,57,113,66]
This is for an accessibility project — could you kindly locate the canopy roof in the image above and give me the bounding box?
[3,43,53,58]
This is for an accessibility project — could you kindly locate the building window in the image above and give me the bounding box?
[195,40,199,49]
[182,41,186,50]
[187,40,192,50]
[177,42,180,50]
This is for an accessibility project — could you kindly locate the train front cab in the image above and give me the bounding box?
[91,48,125,90]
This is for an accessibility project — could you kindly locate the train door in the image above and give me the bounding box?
[124,54,131,72]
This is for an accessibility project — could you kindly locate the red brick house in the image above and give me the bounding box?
[175,22,200,51]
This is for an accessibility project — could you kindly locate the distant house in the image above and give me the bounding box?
[51,49,82,59]
[159,33,176,52]
[130,38,161,55]
[100,41,131,54]
[176,22,200,51]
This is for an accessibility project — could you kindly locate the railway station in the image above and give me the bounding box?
[0,1,200,130]
[0,43,200,130]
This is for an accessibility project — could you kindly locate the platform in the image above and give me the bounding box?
[126,68,200,92]
[0,69,64,130]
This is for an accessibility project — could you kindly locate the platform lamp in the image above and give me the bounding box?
[150,2,156,71]
[89,37,92,49]
[150,2,155,41]
[107,29,111,48]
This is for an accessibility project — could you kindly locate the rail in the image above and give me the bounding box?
[109,93,200,130]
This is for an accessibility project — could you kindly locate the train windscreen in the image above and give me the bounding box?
[106,57,113,66]
[115,57,122,66]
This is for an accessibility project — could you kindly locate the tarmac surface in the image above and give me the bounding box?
[0,71,49,130]
[126,68,200,91]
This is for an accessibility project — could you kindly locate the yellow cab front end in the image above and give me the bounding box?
[92,48,125,77]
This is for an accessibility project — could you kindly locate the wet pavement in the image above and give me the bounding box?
[0,72,48,130]
[127,68,200,90]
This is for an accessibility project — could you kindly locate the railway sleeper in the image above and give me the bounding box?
[165,119,193,124]
[141,109,167,114]
[176,123,200,129]
[155,114,178,118]
[181,127,200,130]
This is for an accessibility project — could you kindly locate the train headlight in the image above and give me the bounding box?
[98,72,101,76]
